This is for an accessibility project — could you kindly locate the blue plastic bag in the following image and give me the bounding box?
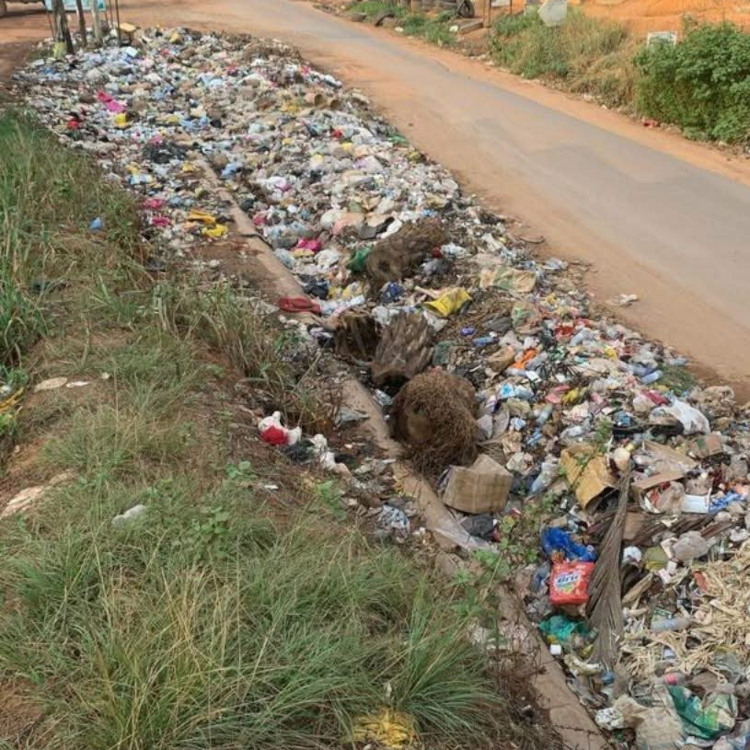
[541,527,597,562]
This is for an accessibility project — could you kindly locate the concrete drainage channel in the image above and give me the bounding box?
[14,25,750,750]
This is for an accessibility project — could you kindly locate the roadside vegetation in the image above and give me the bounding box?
[349,1,458,46]
[0,109,557,749]
[345,0,750,144]
[635,19,750,143]
[490,9,638,108]
[492,12,750,143]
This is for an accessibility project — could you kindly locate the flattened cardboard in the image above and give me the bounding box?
[443,454,512,514]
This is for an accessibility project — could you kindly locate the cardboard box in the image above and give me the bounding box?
[442,454,512,514]
[688,433,723,459]
[560,446,615,508]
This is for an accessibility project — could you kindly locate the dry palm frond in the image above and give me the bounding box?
[587,471,631,668]
[371,312,432,387]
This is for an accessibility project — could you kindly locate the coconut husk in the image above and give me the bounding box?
[366,218,446,290]
[392,370,477,475]
[371,312,432,388]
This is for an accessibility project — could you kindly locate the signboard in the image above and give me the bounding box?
[44,0,106,11]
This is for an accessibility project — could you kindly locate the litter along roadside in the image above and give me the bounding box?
[9,24,750,750]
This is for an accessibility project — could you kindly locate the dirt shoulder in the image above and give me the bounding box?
[0,7,47,79]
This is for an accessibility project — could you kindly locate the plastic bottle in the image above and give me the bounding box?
[641,370,663,385]
[514,386,535,401]
[536,403,554,426]
[571,329,594,346]
[530,459,559,495]
[650,617,691,633]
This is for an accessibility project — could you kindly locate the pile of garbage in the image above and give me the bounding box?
[12,27,750,748]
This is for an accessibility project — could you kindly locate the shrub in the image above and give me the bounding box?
[636,20,750,143]
[347,0,405,20]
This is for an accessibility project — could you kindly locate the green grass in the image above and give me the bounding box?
[660,362,697,394]
[401,11,457,47]
[0,109,141,367]
[0,474,502,748]
[348,1,456,46]
[159,280,336,434]
[0,110,554,749]
[489,12,750,142]
[348,0,405,20]
[490,9,638,108]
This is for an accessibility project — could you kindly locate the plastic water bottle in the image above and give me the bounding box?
[641,370,662,385]
[530,459,559,495]
[651,617,691,633]
[536,403,554,426]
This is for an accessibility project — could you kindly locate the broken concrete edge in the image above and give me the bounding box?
[213,165,610,750]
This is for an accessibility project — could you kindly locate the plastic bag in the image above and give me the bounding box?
[423,287,471,318]
[258,411,302,446]
[539,614,591,647]
[668,686,737,741]
[541,527,597,562]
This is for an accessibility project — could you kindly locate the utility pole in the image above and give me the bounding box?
[52,0,75,55]
[90,0,103,45]
[74,0,87,46]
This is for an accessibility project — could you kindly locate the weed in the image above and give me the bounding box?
[490,10,638,108]
[0,485,506,749]
[454,495,554,624]
[636,20,750,143]
[42,401,192,480]
[593,416,613,451]
[314,478,347,520]
[159,280,336,433]
[400,12,456,47]
[0,268,45,369]
[0,110,142,461]
[224,460,256,483]
[348,0,405,20]
[180,503,232,561]
[0,110,140,276]
[660,363,696,394]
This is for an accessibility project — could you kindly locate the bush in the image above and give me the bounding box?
[400,12,456,46]
[636,20,750,143]
[490,9,637,108]
[348,0,405,20]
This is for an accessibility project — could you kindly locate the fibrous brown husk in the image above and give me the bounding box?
[365,218,446,290]
[334,312,380,362]
[392,370,478,474]
[371,312,432,387]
